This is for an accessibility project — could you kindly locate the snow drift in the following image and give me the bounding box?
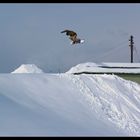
[0,72,140,136]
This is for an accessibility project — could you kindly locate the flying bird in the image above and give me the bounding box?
[61,30,84,45]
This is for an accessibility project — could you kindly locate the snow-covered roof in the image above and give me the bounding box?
[66,62,140,74]
[101,62,140,68]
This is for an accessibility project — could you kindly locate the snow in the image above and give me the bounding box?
[11,64,44,73]
[67,62,140,74]
[101,62,140,68]
[0,68,140,136]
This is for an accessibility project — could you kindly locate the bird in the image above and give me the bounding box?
[61,29,84,45]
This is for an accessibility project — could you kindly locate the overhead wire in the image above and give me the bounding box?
[95,39,128,60]
[134,45,140,62]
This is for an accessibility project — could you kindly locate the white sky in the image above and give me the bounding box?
[0,3,140,73]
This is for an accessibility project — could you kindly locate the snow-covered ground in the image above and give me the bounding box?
[0,64,140,136]
[67,62,140,74]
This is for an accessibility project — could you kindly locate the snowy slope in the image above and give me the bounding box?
[0,73,140,136]
[67,62,140,74]
[11,64,44,73]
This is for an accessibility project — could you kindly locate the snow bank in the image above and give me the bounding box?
[11,64,44,73]
[0,73,140,136]
[66,62,140,74]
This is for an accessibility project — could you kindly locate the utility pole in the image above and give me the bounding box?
[129,35,134,63]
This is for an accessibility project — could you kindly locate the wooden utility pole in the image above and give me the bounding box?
[129,35,134,63]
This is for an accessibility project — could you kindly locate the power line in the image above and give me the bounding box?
[95,39,128,60]
[134,45,140,62]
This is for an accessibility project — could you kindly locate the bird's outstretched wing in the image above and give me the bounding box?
[61,30,77,37]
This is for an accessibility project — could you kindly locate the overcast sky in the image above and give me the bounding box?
[0,3,140,73]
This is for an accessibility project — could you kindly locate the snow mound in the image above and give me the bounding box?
[66,62,101,73]
[0,73,140,136]
[11,64,44,73]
